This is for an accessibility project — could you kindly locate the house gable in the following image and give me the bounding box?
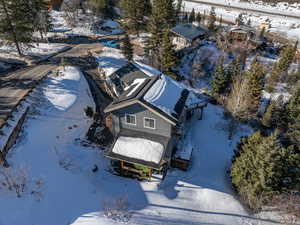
[112,103,173,138]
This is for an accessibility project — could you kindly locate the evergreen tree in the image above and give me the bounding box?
[247,19,252,26]
[120,0,150,36]
[268,45,296,90]
[189,8,195,23]
[211,56,228,96]
[87,0,114,18]
[147,0,176,68]
[208,7,216,32]
[121,33,133,61]
[0,0,36,56]
[262,100,277,128]
[161,29,178,78]
[196,12,202,24]
[288,63,300,84]
[259,27,266,40]
[231,131,290,209]
[182,12,188,23]
[228,56,242,79]
[31,0,52,40]
[246,61,265,117]
[175,0,183,22]
[285,85,300,145]
[235,13,244,26]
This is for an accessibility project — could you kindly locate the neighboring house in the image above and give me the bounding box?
[229,25,256,42]
[171,23,208,50]
[104,74,201,179]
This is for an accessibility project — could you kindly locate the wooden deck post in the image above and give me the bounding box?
[120,161,124,175]
[148,168,152,182]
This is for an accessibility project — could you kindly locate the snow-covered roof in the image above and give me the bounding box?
[229,25,255,33]
[171,23,207,41]
[144,75,189,120]
[96,47,158,79]
[112,136,164,165]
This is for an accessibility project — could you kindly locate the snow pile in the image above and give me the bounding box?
[96,47,127,78]
[43,66,82,111]
[96,47,160,78]
[144,75,185,118]
[112,136,164,164]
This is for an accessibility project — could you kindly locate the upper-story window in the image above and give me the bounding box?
[144,117,155,129]
[125,114,136,125]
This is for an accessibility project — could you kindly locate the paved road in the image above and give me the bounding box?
[185,0,300,20]
[0,64,56,127]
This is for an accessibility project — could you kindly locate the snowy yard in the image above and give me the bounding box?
[48,10,123,38]
[0,42,70,62]
[0,64,279,224]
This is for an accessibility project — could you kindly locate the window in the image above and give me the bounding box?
[144,117,155,129]
[125,114,136,125]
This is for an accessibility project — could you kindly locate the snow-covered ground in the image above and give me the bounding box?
[48,10,123,38]
[184,0,300,42]
[0,63,282,225]
[0,42,69,61]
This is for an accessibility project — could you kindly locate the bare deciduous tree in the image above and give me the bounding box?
[225,74,249,119]
[0,167,28,197]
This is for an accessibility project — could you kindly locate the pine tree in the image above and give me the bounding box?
[268,45,296,91]
[189,8,195,23]
[246,61,265,117]
[288,63,300,84]
[147,0,176,68]
[236,13,244,26]
[211,56,228,96]
[120,0,150,36]
[231,131,290,209]
[31,0,52,40]
[0,0,36,56]
[161,29,178,78]
[228,56,242,80]
[175,0,183,22]
[262,100,277,128]
[285,85,300,145]
[203,10,206,25]
[87,0,111,17]
[208,7,216,32]
[247,19,252,26]
[259,27,266,40]
[121,33,133,61]
[182,12,188,23]
[196,12,201,24]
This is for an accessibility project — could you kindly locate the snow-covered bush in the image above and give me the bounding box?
[103,197,132,223]
[0,167,45,200]
[0,167,27,198]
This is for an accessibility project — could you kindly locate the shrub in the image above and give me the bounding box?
[84,106,94,118]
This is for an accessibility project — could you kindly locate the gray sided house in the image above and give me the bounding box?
[104,75,191,178]
[171,23,208,50]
